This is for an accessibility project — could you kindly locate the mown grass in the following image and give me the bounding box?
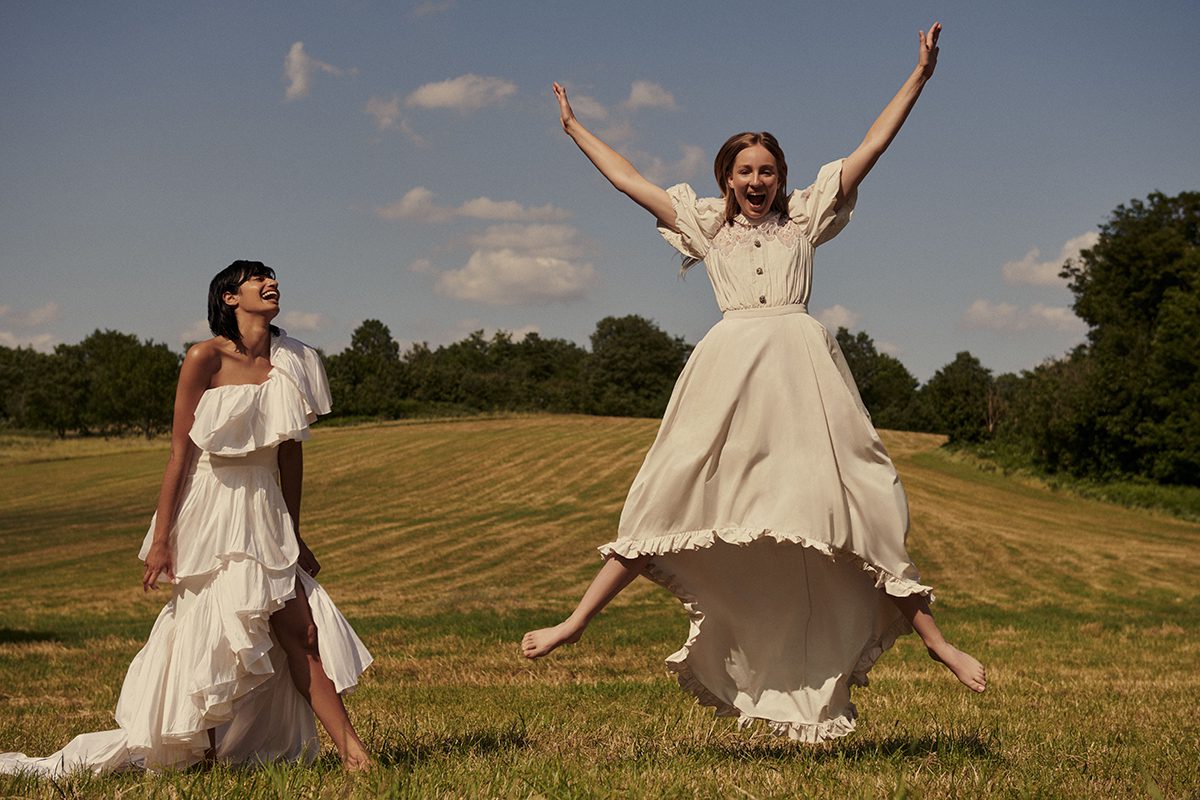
[1,416,1197,798]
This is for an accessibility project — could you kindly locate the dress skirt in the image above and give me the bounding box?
[600,303,931,742]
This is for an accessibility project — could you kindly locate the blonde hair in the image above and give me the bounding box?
[712,131,789,225]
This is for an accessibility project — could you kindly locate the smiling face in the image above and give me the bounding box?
[224,273,281,321]
[725,144,780,222]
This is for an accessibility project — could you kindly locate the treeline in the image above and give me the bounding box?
[923,191,1200,486]
[0,315,693,438]
[324,315,691,419]
[2,191,1193,488]
[0,331,180,438]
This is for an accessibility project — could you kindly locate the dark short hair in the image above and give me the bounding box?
[207,260,281,344]
[713,131,790,224]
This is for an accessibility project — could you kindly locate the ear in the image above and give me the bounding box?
[223,290,239,309]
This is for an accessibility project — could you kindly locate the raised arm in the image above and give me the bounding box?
[553,82,679,230]
[840,22,941,202]
[142,342,217,592]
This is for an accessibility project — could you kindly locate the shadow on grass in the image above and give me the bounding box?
[690,726,997,764]
[376,720,530,767]
[0,628,60,644]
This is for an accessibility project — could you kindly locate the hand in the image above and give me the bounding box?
[297,538,321,578]
[142,541,175,592]
[917,21,941,79]
[552,81,576,134]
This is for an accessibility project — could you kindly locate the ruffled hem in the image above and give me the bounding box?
[599,526,933,599]
[115,557,371,758]
[613,530,923,744]
[667,655,859,743]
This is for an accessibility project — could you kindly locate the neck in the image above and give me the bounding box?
[235,314,273,358]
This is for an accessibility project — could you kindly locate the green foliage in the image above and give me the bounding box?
[326,319,409,418]
[922,352,993,444]
[586,315,691,418]
[1060,190,1200,483]
[834,327,928,431]
[0,332,178,439]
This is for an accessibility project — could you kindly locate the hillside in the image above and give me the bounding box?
[1,416,1196,798]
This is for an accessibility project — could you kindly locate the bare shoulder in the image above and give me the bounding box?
[181,337,225,386]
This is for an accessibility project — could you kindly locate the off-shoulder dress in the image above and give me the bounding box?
[603,160,930,742]
[1,333,372,776]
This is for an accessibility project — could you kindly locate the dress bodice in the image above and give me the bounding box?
[188,333,332,457]
[657,159,856,313]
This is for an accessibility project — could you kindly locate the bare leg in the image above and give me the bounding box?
[522,554,649,659]
[891,593,987,692]
[271,578,373,770]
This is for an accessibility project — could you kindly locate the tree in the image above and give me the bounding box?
[326,319,408,417]
[1061,190,1200,482]
[922,351,993,444]
[587,315,691,417]
[74,331,178,438]
[834,327,921,431]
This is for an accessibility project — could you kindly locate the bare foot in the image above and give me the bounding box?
[521,620,583,659]
[928,643,987,692]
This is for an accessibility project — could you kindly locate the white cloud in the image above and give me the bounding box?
[465,224,589,260]
[1028,303,1087,333]
[278,310,328,332]
[430,223,595,306]
[623,80,679,111]
[457,197,570,222]
[406,74,517,111]
[436,249,595,305]
[365,95,401,129]
[376,187,570,223]
[877,340,903,356]
[815,304,861,330]
[0,331,57,351]
[180,319,211,344]
[1002,231,1099,286]
[365,95,427,145]
[283,42,352,101]
[412,0,456,16]
[571,94,608,120]
[376,187,454,222]
[636,144,706,184]
[0,300,60,328]
[961,299,1085,334]
[597,120,636,145]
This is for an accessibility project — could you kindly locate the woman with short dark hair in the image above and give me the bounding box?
[2,261,373,775]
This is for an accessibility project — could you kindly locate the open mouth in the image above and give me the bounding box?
[745,191,767,212]
[262,289,280,302]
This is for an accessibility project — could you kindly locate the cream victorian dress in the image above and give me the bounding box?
[602,160,930,742]
[1,334,372,776]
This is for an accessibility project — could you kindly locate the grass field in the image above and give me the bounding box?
[1,416,1197,798]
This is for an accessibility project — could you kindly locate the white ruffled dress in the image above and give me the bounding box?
[602,160,930,742]
[1,334,372,777]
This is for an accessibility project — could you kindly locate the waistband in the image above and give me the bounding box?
[722,303,808,319]
[195,448,280,472]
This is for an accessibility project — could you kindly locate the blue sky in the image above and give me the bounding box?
[2,1,1197,380]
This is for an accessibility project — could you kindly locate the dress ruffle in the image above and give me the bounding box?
[189,369,315,457]
[139,450,300,578]
[608,308,927,743]
[0,334,370,778]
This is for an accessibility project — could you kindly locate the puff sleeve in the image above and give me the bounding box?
[787,159,857,246]
[657,183,726,267]
[270,332,333,420]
